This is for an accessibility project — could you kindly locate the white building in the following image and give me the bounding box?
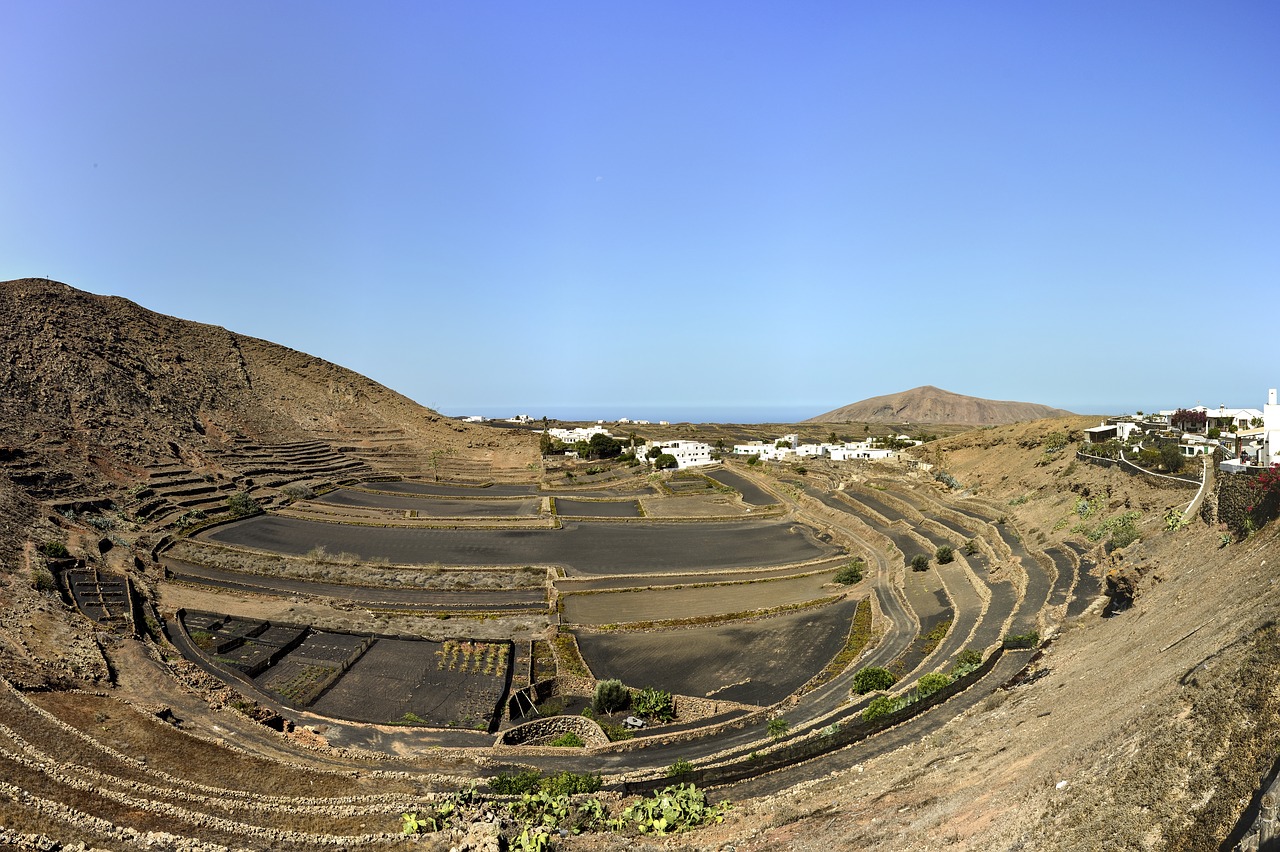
[829,444,898,461]
[1262,388,1280,467]
[546,426,612,443]
[653,440,715,469]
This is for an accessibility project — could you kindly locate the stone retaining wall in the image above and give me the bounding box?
[497,714,607,747]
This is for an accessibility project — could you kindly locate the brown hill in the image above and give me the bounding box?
[805,384,1074,425]
[0,278,535,489]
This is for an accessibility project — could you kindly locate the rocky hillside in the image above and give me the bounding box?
[806,385,1075,425]
[0,278,535,489]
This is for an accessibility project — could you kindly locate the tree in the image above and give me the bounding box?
[655,453,678,470]
[1158,442,1185,473]
[1171,408,1207,432]
[587,433,622,459]
[593,679,629,714]
[539,429,553,456]
[775,440,791,449]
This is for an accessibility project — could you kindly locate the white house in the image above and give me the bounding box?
[829,440,899,461]
[546,426,612,443]
[1262,388,1280,467]
[659,440,715,469]
[1084,420,1143,444]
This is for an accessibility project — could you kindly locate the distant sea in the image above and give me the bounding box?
[448,405,828,425]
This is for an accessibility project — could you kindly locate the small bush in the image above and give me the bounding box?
[935,545,954,564]
[862,695,900,723]
[225,491,258,517]
[491,771,543,795]
[39,540,69,559]
[281,484,315,502]
[665,758,694,778]
[950,649,983,676]
[834,559,865,585]
[1002,631,1040,650]
[851,666,897,694]
[916,671,953,697]
[541,771,600,795]
[632,687,674,722]
[767,717,790,740]
[549,731,585,748]
[32,568,57,593]
[910,553,931,571]
[962,539,979,556]
[593,678,630,714]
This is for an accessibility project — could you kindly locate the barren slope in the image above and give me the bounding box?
[807,385,1075,425]
[667,418,1279,851]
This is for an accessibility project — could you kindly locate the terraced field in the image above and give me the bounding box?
[141,459,1104,836]
[204,515,834,574]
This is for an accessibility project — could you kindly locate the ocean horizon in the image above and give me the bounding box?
[447,405,829,425]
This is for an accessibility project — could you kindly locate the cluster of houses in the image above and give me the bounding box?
[1084,388,1279,473]
[536,426,920,471]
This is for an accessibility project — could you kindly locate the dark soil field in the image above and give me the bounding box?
[574,597,860,706]
[316,488,541,516]
[1064,542,1104,618]
[204,516,834,574]
[554,498,642,517]
[166,558,545,610]
[561,570,843,625]
[557,557,849,592]
[996,525,1053,634]
[355,480,540,497]
[703,468,777,506]
[308,637,509,729]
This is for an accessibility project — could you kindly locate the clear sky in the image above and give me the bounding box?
[3,1,1277,421]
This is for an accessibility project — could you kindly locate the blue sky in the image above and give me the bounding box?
[3,2,1277,420]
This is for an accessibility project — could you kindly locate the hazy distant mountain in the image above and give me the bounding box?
[805,385,1074,426]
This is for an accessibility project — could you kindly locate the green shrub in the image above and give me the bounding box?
[31,568,56,593]
[916,671,953,697]
[862,695,900,723]
[1002,631,1040,650]
[834,559,865,585]
[665,758,694,778]
[910,553,931,571]
[609,783,730,836]
[593,678,630,714]
[767,717,790,740]
[950,649,983,676]
[632,687,674,722]
[225,491,258,517]
[488,767,540,798]
[962,539,979,556]
[39,540,69,559]
[600,722,635,741]
[935,545,954,564]
[851,666,897,694]
[541,771,601,795]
